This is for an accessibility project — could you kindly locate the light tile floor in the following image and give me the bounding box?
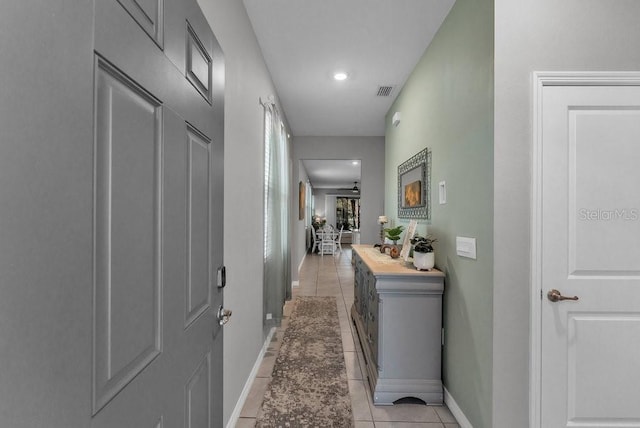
[237,246,460,428]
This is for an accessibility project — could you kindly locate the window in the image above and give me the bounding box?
[263,103,290,325]
[336,197,360,231]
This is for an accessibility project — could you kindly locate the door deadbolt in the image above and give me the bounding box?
[216,266,227,288]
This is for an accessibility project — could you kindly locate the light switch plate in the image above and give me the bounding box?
[439,181,446,204]
[456,236,476,259]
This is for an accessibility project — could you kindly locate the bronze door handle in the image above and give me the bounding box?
[547,289,579,302]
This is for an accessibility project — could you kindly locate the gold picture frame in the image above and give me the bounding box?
[299,181,306,220]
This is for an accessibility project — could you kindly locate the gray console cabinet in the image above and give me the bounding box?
[351,245,445,405]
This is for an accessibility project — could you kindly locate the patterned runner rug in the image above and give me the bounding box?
[256,296,354,427]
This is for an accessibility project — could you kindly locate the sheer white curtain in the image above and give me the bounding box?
[263,102,290,326]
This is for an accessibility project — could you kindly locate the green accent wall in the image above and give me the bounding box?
[384,0,494,427]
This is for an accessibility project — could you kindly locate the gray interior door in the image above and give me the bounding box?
[0,1,224,427]
[92,1,225,427]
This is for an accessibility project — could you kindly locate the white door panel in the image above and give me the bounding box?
[567,315,640,420]
[570,108,640,275]
[537,75,640,428]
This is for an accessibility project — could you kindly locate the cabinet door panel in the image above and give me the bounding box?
[368,284,379,366]
[353,257,362,314]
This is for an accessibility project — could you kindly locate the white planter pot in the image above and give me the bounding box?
[413,251,435,271]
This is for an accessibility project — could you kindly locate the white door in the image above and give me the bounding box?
[536,73,640,428]
[0,1,225,427]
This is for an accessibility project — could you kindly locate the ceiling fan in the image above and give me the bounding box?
[330,181,361,195]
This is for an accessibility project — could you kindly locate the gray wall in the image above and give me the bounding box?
[197,1,291,423]
[493,1,640,427]
[312,188,329,221]
[384,0,494,427]
[295,160,311,274]
[292,137,385,281]
[0,1,94,425]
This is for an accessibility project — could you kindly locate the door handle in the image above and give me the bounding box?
[547,289,579,303]
[217,306,232,326]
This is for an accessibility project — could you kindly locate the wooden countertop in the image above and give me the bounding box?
[352,244,444,278]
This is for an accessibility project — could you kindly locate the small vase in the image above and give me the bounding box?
[389,245,400,259]
[413,252,435,271]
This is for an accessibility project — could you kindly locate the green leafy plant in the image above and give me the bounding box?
[410,235,437,253]
[384,225,404,244]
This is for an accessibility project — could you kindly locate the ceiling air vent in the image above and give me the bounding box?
[376,85,394,97]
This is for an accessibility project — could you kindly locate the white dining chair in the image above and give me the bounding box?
[334,226,344,252]
[311,229,321,253]
[319,228,337,256]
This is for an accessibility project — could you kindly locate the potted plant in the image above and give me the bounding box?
[411,235,437,270]
[379,225,404,258]
[384,225,404,245]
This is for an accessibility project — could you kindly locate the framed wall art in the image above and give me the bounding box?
[397,148,431,219]
[299,181,306,220]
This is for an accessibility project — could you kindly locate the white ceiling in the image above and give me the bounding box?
[242,0,455,137]
[302,159,362,190]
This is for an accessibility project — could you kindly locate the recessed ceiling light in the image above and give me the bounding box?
[333,72,348,81]
[352,160,359,165]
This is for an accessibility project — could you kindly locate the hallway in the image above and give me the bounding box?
[236,246,460,427]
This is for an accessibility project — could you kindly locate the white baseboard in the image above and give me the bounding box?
[225,327,276,428]
[444,387,473,428]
